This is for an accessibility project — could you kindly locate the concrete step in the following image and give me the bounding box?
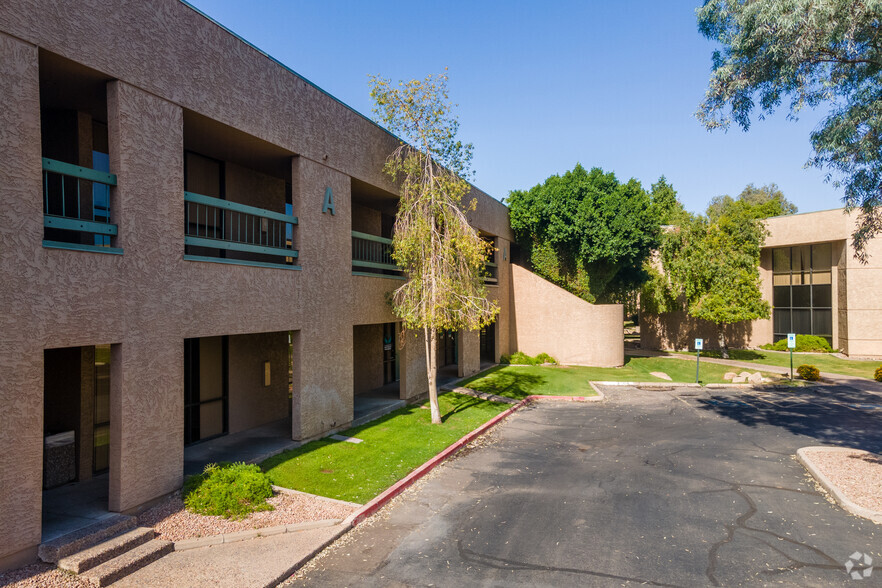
[80,538,174,587]
[38,514,137,563]
[57,527,155,574]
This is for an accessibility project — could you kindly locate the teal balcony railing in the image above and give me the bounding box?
[184,191,298,268]
[42,157,121,254]
[352,231,403,277]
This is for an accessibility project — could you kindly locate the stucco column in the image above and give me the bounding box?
[290,157,354,440]
[399,328,428,401]
[495,237,512,360]
[107,81,184,511]
[0,32,44,570]
[458,330,481,378]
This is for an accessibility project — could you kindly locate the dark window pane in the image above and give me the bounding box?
[813,309,832,336]
[773,286,790,308]
[792,285,811,307]
[812,242,832,271]
[812,284,832,308]
[773,248,791,273]
[773,309,791,334]
[792,309,811,333]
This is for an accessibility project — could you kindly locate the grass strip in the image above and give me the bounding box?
[459,357,781,400]
[261,393,509,504]
[670,349,881,380]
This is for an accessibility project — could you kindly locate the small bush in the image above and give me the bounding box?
[875,366,882,382]
[183,462,274,520]
[500,351,557,365]
[796,364,821,381]
[760,335,833,353]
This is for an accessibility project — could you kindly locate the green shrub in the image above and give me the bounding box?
[875,366,882,382]
[796,364,821,381]
[183,462,274,520]
[760,334,833,353]
[500,351,558,365]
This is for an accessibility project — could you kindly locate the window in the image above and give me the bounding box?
[771,243,833,344]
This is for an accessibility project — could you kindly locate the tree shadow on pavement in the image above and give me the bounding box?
[694,386,882,453]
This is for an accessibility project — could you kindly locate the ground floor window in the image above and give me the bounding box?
[772,243,833,344]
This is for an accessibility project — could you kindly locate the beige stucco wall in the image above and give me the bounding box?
[510,265,624,367]
[227,332,289,434]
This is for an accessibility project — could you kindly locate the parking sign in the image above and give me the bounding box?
[787,333,796,349]
[695,338,703,350]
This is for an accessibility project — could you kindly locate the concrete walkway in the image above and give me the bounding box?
[630,349,882,394]
[113,522,348,588]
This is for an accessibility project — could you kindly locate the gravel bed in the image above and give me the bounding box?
[0,562,90,588]
[803,447,882,512]
[138,490,359,541]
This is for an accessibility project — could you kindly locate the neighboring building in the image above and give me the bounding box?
[641,208,882,357]
[0,0,623,570]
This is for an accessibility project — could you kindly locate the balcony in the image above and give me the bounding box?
[42,157,121,254]
[184,192,298,269]
[351,231,403,278]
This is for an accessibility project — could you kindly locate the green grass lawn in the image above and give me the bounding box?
[458,356,780,400]
[670,349,881,379]
[261,393,509,504]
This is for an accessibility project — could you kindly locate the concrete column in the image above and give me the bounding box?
[458,330,480,378]
[496,237,512,360]
[399,327,428,401]
[290,157,354,440]
[107,81,184,511]
[0,32,44,571]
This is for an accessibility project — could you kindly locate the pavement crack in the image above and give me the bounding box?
[456,540,684,587]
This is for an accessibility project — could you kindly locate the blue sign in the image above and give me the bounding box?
[695,338,703,350]
[787,333,796,349]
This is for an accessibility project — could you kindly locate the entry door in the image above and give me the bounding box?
[480,322,496,363]
[184,336,228,445]
[440,331,457,367]
[382,323,398,384]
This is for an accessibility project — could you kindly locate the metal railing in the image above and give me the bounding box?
[42,157,119,251]
[352,231,402,276]
[184,191,298,265]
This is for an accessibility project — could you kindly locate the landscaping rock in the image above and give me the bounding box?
[723,372,737,381]
[748,372,763,384]
[650,371,673,381]
[732,376,748,383]
[739,371,752,379]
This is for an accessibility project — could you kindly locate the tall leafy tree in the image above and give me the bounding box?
[369,71,498,425]
[697,0,882,262]
[706,183,798,222]
[644,205,771,358]
[651,176,690,225]
[507,165,662,303]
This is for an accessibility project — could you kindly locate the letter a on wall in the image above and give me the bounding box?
[322,186,335,215]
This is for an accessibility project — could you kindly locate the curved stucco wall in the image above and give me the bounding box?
[510,264,623,367]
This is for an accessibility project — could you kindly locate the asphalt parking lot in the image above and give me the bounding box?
[288,384,881,587]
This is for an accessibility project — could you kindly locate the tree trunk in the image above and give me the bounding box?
[425,325,441,424]
[718,328,729,359]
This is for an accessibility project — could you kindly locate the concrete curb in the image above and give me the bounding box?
[264,523,351,588]
[796,447,882,525]
[271,485,363,509]
[173,519,342,552]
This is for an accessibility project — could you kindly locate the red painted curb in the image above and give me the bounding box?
[348,393,601,526]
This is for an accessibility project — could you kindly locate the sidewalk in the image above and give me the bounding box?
[629,349,882,395]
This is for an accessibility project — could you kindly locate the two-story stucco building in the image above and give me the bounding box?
[0,0,625,571]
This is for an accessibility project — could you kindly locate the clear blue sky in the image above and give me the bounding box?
[186,0,841,216]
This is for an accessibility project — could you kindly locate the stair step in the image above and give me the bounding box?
[58,527,155,574]
[39,515,137,563]
[80,539,174,587]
